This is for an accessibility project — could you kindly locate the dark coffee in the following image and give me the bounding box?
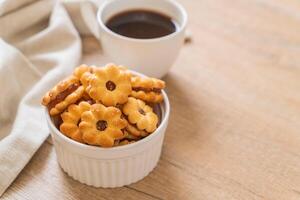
[105,9,177,39]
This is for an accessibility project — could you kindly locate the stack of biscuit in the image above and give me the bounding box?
[42,63,165,147]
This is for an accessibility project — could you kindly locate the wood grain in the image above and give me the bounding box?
[3,0,300,199]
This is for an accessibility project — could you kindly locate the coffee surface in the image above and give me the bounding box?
[106,9,177,39]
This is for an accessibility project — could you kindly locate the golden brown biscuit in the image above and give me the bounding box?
[86,64,132,106]
[125,121,148,137]
[42,63,166,148]
[105,63,128,72]
[131,90,163,103]
[42,76,85,115]
[123,97,158,133]
[60,101,91,143]
[123,130,140,140]
[131,76,165,89]
[73,64,92,79]
[79,103,127,147]
[130,76,165,103]
[74,64,96,89]
[81,71,94,88]
[80,92,95,104]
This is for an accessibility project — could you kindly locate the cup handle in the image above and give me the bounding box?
[80,1,100,40]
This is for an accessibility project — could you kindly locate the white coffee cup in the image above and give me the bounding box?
[96,0,187,78]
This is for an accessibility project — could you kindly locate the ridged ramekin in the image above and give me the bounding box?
[45,88,170,188]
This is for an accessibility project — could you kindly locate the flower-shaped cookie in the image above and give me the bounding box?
[73,64,91,79]
[131,76,165,103]
[79,103,127,147]
[42,76,85,115]
[123,130,140,140]
[131,76,165,89]
[123,97,158,133]
[87,64,132,106]
[125,121,148,137]
[60,101,91,143]
[73,64,95,88]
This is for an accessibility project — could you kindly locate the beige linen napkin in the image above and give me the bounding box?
[0,0,99,196]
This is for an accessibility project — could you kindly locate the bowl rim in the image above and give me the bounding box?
[45,74,170,154]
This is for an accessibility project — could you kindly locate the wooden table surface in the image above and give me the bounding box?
[3,0,300,199]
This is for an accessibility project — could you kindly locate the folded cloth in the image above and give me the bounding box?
[0,0,99,196]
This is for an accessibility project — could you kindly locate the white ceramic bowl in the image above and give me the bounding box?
[45,87,170,187]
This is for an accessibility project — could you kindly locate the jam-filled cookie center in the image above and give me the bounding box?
[133,87,161,93]
[48,83,79,110]
[106,81,116,91]
[138,108,146,115]
[96,120,108,131]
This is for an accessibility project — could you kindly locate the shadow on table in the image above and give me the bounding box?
[162,72,204,143]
